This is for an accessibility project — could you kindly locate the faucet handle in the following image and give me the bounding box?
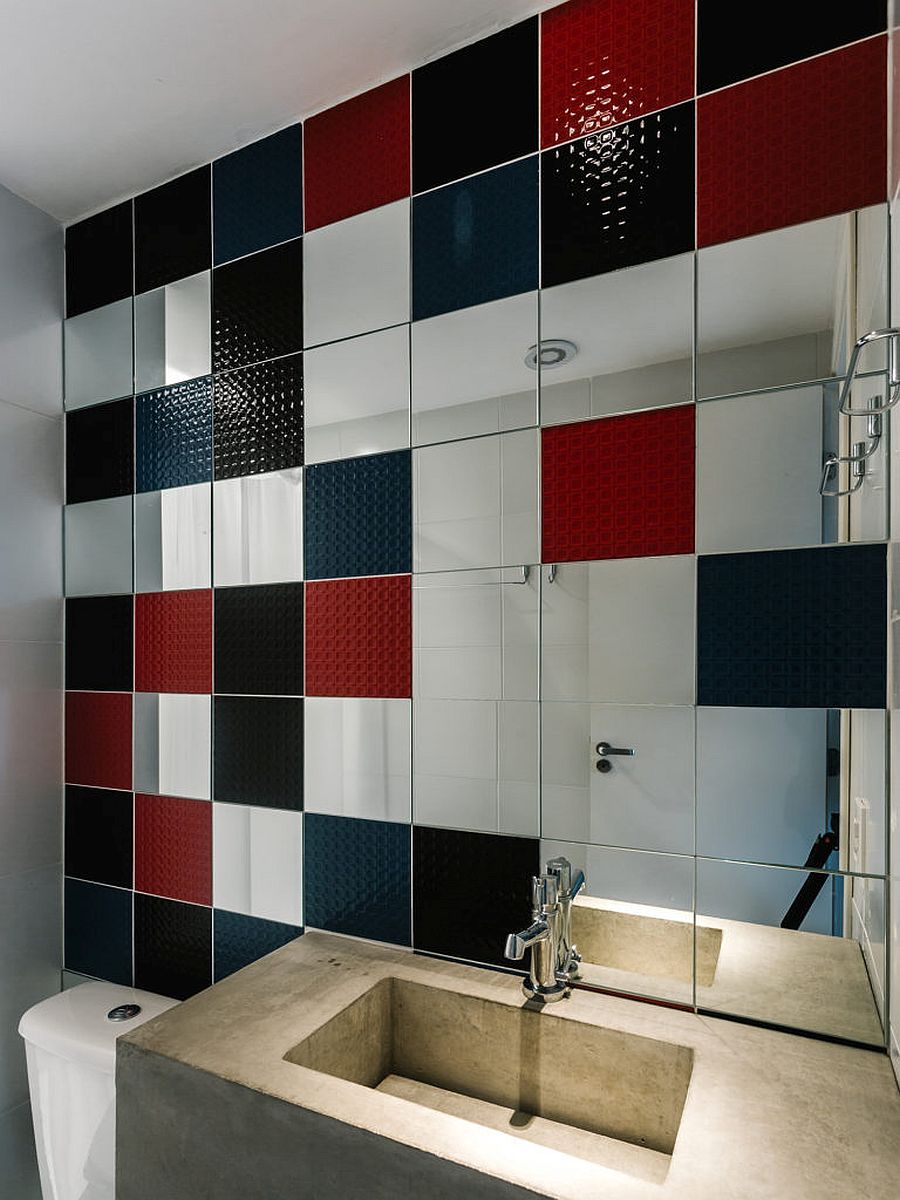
[532,873,558,913]
[546,857,586,899]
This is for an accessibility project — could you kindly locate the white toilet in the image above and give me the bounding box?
[19,981,177,1200]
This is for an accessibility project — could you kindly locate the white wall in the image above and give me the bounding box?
[0,182,63,1197]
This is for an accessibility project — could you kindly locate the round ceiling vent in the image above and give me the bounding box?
[524,339,578,371]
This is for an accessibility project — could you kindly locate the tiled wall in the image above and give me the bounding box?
[63,0,891,1003]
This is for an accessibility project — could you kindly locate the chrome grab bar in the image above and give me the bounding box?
[820,395,884,497]
[838,328,900,415]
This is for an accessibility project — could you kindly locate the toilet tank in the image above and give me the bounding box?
[19,981,177,1200]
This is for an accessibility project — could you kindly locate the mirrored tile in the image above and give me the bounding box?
[66,397,134,504]
[134,693,211,800]
[539,256,692,426]
[413,430,539,573]
[213,354,303,480]
[212,803,302,925]
[304,199,409,347]
[135,484,211,592]
[304,326,409,464]
[212,239,303,371]
[135,166,211,295]
[64,496,133,596]
[213,123,303,265]
[65,200,133,319]
[412,293,537,445]
[304,697,410,822]
[213,469,302,586]
[135,271,211,393]
[64,297,133,409]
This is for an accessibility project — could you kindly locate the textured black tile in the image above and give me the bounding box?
[64,878,132,984]
[412,18,538,193]
[304,450,411,579]
[213,695,304,809]
[65,785,133,888]
[66,397,134,504]
[136,376,213,491]
[213,910,302,980]
[212,239,303,372]
[304,813,410,945]
[214,583,304,695]
[541,103,695,288]
[698,544,887,708]
[698,0,886,93]
[135,166,212,294]
[214,124,303,265]
[213,354,303,479]
[134,893,212,1000]
[412,157,539,320]
[65,595,133,691]
[413,826,538,967]
[65,201,133,318]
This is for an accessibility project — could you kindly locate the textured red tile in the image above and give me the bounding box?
[542,406,695,562]
[698,37,887,248]
[305,575,412,698]
[304,76,410,231]
[65,692,132,790]
[135,590,212,694]
[135,793,212,906]
[540,0,695,148]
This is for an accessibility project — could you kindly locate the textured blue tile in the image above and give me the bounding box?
[214,910,303,980]
[304,813,411,945]
[304,450,411,579]
[697,544,887,708]
[136,376,213,492]
[412,157,539,320]
[64,878,132,985]
[214,124,303,265]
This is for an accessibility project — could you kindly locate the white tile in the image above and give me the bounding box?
[134,694,210,800]
[213,803,302,925]
[135,484,211,592]
[64,496,133,597]
[412,292,537,445]
[134,271,211,392]
[213,470,302,586]
[413,429,539,572]
[304,326,410,463]
[541,556,696,704]
[304,698,410,823]
[697,387,824,553]
[64,296,133,409]
[303,200,410,347]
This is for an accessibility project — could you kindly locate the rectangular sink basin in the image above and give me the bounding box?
[284,977,694,1176]
[572,902,723,987]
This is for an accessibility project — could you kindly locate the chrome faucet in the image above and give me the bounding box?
[504,874,569,1002]
[546,856,586,979]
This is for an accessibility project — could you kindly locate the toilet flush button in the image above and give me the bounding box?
[107,1004,142,1021]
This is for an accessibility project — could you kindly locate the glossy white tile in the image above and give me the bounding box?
[213,470,302,586]
[134,693,211,800]
[64,496,133,597]
[304,698,410,823]
[63,297,133,409]
[212,803,302,925]
[134,270,211,392]
[134,483,211,592]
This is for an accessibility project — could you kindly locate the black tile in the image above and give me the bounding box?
[698,0,886,93]
[65,596,133,691]
[65,397,134,504]
[412,18,538,193]
[65,785,133,888]
[65,201,133,318]
[541,103,695,288]
[413,826,538,968]
[212,239,303,372]
[134,166,212,294]
[214,583,304,696]
[134,893,212,1000]
[213,124,303,265]
[213,695,303,809]
[213,910,302,981]
[698,544,887,708]
[213,354,303,479]
[64,878,132,984]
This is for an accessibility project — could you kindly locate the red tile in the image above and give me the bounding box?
[698,38,887,248]
[304,76,410,231]
[135,793,211,906]
[892,26,900,198]
[305,575,411,698]
[135,590,212,694]
[66,692,132,790]
[542,406,695,562]
[540,0,694,148]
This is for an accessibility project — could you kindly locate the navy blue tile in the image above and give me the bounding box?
[698,544,887,709]
[134,893,212,1000]
[136,376,213,492]
[305,450,411,579]
[304,813,410,945]
[213,910,302,981]
[64,878,132,985]
[412,157,539,321]
[214,124,303,265]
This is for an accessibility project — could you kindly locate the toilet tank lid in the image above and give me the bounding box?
[19,981,178,1074]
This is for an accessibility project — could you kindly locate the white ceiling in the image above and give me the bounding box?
[0,0,552,223]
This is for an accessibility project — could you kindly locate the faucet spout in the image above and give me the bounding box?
[503,874,568,1003]
[504,919,549,961]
